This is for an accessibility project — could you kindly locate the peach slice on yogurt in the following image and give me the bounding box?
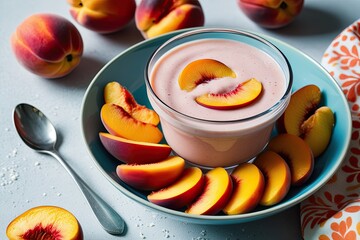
[116,156,185,191]
[195,78,263,109]
[99,132,171,164]
[104,81,160,126]
[186,167,233,215]
[253,150,291,206]
[100,103,163,143]
[223,163,265,215]
[147,167,205,210]
[178,59,237,91]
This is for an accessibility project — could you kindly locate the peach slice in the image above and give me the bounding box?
[6,206,82,240]
[195,78,263,109]
[301,106,335,157]
[277,84,335,157]
[278,84,321,136]
[186,167,233,215]
[267,133,314,186]
[104,82,160,126]
[178,59,236,91]
[99,132,171,164]
[116,156,185,191]
[253,150,291,206]
[223,163,265,215]
[100,103,163,143]
[147,167,204,210]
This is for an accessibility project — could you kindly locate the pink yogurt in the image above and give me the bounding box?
[145,29,292,168]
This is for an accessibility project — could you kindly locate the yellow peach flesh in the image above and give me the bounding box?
[100,103,163,143]
[186,167,232,215]
[195,78,262,109]
[223,163,264,215]
[6,206,81,240]
[254,151,291,206]
[283,84,321,136]
[178,59,236,91]
[104,82,160,125]
[267,133,314,186]
[301,106,335,157]
[145,4,203,38]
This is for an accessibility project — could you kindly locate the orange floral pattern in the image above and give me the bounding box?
[301,19,360,240]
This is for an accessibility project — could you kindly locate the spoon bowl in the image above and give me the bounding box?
[13,103,126,235]
[14,103,57,151]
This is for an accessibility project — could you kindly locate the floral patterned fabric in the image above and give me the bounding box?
[300,19,360,240]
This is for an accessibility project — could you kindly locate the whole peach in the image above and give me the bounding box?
[238,0,304,29]
[11,13,83,79]
[135,0,205,39]
[67,0,136,33]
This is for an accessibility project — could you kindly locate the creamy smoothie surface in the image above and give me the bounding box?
[150,38,286,121]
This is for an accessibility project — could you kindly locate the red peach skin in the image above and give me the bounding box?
[238,0,304,29]
[186,167,233,215]
[99,132,171,164]
[11,14,83,78]
[68,0,136,33]
[147,167,204,209]
[116,156,185,191]
[135,0,205,38]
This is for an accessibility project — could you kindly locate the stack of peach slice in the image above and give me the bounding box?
[99,82,172,164]
[99,82,335,216]
[142,133,314,215]
[277,84,335,157]
[178,59,263,109]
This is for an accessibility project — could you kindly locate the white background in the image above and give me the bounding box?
[1,0,359,239]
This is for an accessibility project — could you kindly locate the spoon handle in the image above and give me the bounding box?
[47,150,125,235]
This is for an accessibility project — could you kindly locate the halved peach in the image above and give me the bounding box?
[186,167,233,215]
[253,150,291,206]
[267,133,314,186]
[104,81,160,125]
[223,163,264,215]
[178,59,236,91]
[116,156,185,191]
[6,206,82,240]
[147,167,204,210]
[195,78,263,109]
[100,103,163,143]
[278,84,321,136]
[135,0,204,39]
[301,106,335,157]
[99,132,171,164]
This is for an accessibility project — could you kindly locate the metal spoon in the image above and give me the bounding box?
[13,103,126,235]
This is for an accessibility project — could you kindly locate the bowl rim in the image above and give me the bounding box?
[80,28,352,224]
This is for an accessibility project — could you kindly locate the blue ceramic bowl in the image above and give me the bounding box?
[81,28,352,224]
